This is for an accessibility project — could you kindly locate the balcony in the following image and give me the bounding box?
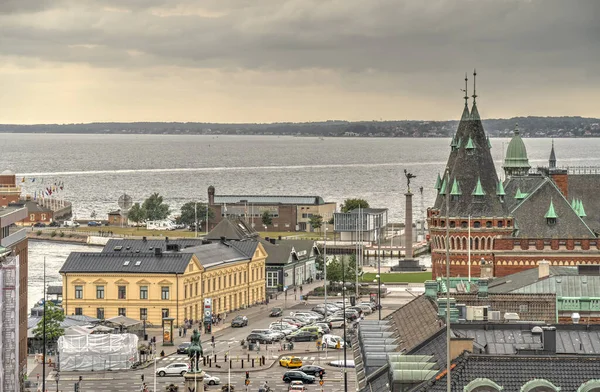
[1,227,27,248]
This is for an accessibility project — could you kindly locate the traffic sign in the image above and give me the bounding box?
[245,379,250,386]
[319,380,324,386]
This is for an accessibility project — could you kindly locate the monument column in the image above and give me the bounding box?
[405,192,413,259]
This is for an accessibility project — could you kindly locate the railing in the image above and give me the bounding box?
[565,166,600,175]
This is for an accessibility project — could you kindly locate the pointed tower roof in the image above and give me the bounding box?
[515,187,527,200]
[571,198,577,210]
[465,136,475,150]
[472,177,486,196]
[470,69,480,120]
[544,199,558,219]
[549,139,557,169]
[460,72,470,121]
[579,199,587,217]
[450,178,462,196]
[496,181,506,196]
[434,173,442,190]
[503,123,531,177]
[487,135,492,149]
[439,177,447,195]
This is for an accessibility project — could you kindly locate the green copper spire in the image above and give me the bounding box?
[450,178,462,196]
[434,173,442,190]
[496,180,506,196]
[571,198,577,210]
[465,136,475,150]
[472,177,486,196]
[487,135,492,149]
[544,199,558,219]
[439,177,447,194]
[515,187,527,200]
[579,200,587,217]
[503,123,531,177]
[450,134,457,148]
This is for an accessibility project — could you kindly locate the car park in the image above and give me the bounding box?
[269,324,294,335]
[156,363,190,377]
[204,373,221,385]
[251,329,284,341]
[279,356,303,368]
[360,302,377,311]
[176,342,191,354]
[282,371,316,384]
[281,318,304,327]
[299,326,323,336]
[231,315,248,327]
[287,330,318,342]
[297,365,326,377]
[270,307,283,317]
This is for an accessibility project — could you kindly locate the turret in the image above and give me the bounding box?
[503,124,531,178]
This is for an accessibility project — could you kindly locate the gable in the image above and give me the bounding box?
[136,279,152,285]
[157,279,174,285]
[92,278,108,285]
[114,278,130,285]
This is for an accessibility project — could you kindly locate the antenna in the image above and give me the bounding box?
[462,72,469,107]
[472,68,477,104]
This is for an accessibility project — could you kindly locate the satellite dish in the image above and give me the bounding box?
[118,193,133,212]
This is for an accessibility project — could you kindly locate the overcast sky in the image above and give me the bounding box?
[1,0,599,124]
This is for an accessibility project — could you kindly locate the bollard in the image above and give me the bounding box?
[229,359,232,368]
[252,358,255,368]
[262,355,265,365]
[247,354,250,361]
[241,359,244,369]
[224,354,228,363]
[203,356,206,366]
[214,354,217,363]
[209,358,212,367]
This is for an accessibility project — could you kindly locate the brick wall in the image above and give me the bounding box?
[209,204,298,232]
[551,173,569,198]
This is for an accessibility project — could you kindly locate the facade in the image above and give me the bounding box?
[207,186,336,232]
[0,204,28,389]
[107,210,127,226]
[333,208,388,242]
[60,238,267,326]
[428,74,600,278]
[20,200,53,225]
[0,170,21,207]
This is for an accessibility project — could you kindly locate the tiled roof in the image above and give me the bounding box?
[488,266,577,293]
[103,238,206,253]
[205,218,258,241]
[59,252,194,274]
[385,294,442,352]
[415,353,600,392]
[408,328,449,372]
[568,174,600,233]
[513,275,600,297]
[214,195,326,205]
[450,293,556,323]
[507,177,594,238]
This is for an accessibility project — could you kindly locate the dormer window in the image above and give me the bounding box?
[545,199,558,226]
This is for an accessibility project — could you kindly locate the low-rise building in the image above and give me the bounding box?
[0,170,21,207]
[333,208,388,242]
[107,210,127,226]
[60,237,267,326]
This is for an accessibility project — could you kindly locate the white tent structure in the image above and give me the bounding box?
[58,333,139,371]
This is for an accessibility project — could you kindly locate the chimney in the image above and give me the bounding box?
[142,236,147,242]
[538,260,550,279]
[220,236,226,243]
[542,326,556,353]
[270,238,276,245]
[550,171,568,199]
[154,247,162,256]
[477,278,489,298]
[265,237,270,242]
[480,258,494,279]
[449,338,473,361]
[572,312,581,324]
[165,237,169,243]
[424,280,438,299]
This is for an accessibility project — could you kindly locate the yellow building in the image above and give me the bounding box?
[59,238,267,326]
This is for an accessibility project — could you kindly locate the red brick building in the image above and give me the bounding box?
[428,73,600,278]
[0,170,21,207]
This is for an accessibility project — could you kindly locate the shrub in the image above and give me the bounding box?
[60,232,65,237]
[50,231,57,237]
[36,230,42,236]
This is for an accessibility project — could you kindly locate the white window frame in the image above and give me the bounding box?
[266,271,278,288]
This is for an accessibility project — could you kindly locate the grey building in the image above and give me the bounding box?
[261,237,319,293]
[333,208,388,242]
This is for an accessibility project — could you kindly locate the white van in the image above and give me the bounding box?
[321,334,345,349]
[63,219,80,228]
[146,220,177,231]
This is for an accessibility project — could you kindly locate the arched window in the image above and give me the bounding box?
[474,237,479,250]
[520,379,561,392]
[463,237,467,250]
[461,221,468,228]
[498,221,504,228]
[486,221,492,228]
[577,379,600,392]
[441,220,446,227]
[474,221,481,228]
[464,378,504,392]
[450,221,456,228]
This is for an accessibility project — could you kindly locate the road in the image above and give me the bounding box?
[48,300,358,392]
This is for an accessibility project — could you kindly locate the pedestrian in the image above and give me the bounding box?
[183,327,187,337]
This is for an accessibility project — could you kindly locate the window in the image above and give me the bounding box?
[30,214,35,221]
[75,307,83,315]
[75,285,83,299]
[140,308,148,320]
[547,217,556,226]
[195,282,198,296]
[161,286,170,300]
[498,221,504,228]
[212,278,216,291]
[96,286,105,299]
[234,274,237,286]
[267,271,278,288]
[486,221,492,228]
[474,221,481,228]
[140,286,148,299]
[162,308,169,318]
[229,275,232,287]
[118,286,126,299]
[118,308,126,316]
[41,213,47,220]
[184,284,188,299]
[449,221,456,228]
[519,304,529,313]
[97,308,105,319]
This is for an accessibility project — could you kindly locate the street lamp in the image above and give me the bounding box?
[141,313,147,341]
[341,257,348,392]
[374,274,382,320]
[324,227,328,319]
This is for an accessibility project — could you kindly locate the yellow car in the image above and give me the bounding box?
[279,356,303,368]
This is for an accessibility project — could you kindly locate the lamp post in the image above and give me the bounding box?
[377,228,382,320]
[142,314,147,341]
[324,227,328,319]
[194,202,198,238]
[341,258,348,392]
[374,274,381,320]
[444,167,451,392]
[55,372,60,392]
[42,256,46,392]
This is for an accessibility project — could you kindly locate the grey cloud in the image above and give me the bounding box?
[1,0,599,81]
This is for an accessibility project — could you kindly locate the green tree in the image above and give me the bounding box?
[33,302,65,343]
[325,255,361,285]
[127,203,147,227]
[261,211,272,226]
[142,192,170,221]
[309,214,323,231]
[341,198,370,213]
[177,202,214,227]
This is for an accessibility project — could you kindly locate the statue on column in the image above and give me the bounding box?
[188,329,204,373]
[404,169,417,193]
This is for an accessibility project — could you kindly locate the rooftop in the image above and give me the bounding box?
[213,195,328,205]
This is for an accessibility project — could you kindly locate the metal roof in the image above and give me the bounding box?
[59,252,194,274]
[513,275,600,297]
[214,195,326,205]
[103,238,206,253]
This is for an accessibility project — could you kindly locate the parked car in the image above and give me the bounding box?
[231,315,248,327]
[287,331,318,342]
[298,365,326,377]
[270,322,298,331]
[177,342,191,354]
[48,221,60,227]
[325,317,346,328]
[204,373,221,385]
[359,302,377,311]
[87,221,100,226]
[156,363,189,377]
[281,318,305,327]
[314,323,331,334]
[251,329,284,341]
[245,333,274,344]
[269,325,294,335]
[270,307,283,317]
[282,371,316,384]
[279,356,303,368]
[299,326,324,336]
[33,222,46,227]
[322,334,345,349]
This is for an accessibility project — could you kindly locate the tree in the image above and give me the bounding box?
[325,255,361,286]
[309,214,323,231]
[177,202,214,227]
[128,203,147,227]
[142,192,170,221]
[33,302,65,343]
[341,198,370,213]
[261,211,272,226]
